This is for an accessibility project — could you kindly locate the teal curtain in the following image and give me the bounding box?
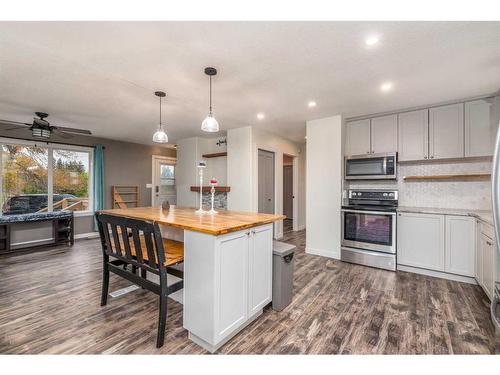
[93,144,104,231]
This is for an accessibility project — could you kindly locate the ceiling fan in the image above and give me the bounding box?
[0,112,92,139]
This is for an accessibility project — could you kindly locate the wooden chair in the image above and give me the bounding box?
[95,213,184,348]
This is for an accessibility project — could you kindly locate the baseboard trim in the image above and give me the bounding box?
[397,264,477,285]
[75,232,100,240]
[305,247,340,260]
[295,224,305,231]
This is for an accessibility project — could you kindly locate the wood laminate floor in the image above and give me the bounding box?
[0,229,496,354]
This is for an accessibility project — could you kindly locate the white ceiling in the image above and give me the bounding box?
[0,21,499,145]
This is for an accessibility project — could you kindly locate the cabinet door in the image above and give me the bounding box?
[475,220,483,284]
[445,216,475,276]
[216,231,249,339]
[248,224,273,316]
[397,213,445,271]
[429,103,464,159]
[371,114,398,154]
[398,109,429,161]
[345,119,371,156]
[465,99,493,157]
[481,234,494,299]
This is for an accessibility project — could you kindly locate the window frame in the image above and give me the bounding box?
[0,137,94,217]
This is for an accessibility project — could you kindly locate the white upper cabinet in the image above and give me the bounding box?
[345,119,371,156]
[465,99,493,157]
[445,216,475,277]
[398,109,429,161]
[370,115,398,154]
[429,103,464,160]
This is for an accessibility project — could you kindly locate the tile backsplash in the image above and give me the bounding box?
[346,158,492,210]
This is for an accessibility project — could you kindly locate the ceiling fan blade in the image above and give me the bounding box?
[54,126,92,135]
[52,128,73,139]
[1,125,31,132]
[0,119,31,127]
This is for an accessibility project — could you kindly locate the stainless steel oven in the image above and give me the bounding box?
[341,189,398,271]
[341,208,396,254]
[344,152,397,180]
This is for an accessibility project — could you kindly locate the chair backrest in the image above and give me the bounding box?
[95,213,166,274]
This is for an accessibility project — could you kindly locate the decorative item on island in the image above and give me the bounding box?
[208,178,218,215]
[161,200,170,210]
[196,161,207,215]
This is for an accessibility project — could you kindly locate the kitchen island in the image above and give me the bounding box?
[99,206,285,352]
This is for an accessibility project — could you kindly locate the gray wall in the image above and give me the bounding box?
[0,126,176,237]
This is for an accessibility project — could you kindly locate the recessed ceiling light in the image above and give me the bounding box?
[380,82,393,92]
[365,35,380,46]
[257,113,265,120]
[308,101,317,108]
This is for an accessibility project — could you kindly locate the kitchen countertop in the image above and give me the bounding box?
[397,206,493,225]
[99,206,285,235]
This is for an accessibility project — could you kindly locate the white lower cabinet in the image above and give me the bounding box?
[397,213,445,271]
[445,216,475,276]
[397,213,475,277]
[183,223,273,352]
[476,221,495,300]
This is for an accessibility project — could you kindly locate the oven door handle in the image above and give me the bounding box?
[341,209,396,216]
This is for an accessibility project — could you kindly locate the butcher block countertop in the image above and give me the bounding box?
[99,206,285,235]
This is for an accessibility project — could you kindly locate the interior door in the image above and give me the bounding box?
[258,149,274,214]
[283,165,293,219]
[153,158,176,206]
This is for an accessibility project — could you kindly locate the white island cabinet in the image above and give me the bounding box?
[183,223,273,352]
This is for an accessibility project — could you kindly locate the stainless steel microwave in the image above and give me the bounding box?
[344,152,397,180]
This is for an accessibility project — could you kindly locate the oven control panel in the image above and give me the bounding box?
[348,190,398,201]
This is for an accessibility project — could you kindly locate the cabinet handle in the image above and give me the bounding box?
[430,155,434,159]
[486,240,493,246]
[424,156,428,159]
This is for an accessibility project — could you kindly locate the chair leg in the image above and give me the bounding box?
[101,262,110,306]
[132,265,137,274]
[157,293,167,348]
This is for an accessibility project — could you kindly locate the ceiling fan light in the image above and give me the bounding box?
[201,114,219,132]
[152,125,169,143]
[32,127,51,139]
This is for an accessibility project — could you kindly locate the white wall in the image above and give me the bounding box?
[176,136,227,208]
[227,126,253,212]
[176,137,199,208]
[306,115,343,259]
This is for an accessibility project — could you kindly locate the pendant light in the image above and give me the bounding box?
[201,67,219,132]
[152,91,168,143]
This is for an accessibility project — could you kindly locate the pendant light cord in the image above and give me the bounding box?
[209,75,212,115]
[159,95,162,127]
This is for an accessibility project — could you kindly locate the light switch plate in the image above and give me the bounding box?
[146,183,153,188]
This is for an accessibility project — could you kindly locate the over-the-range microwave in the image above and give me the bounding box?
[344,152,397,180]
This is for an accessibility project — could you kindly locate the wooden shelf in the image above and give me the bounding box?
[403,173,491,182]
[202,152,227,158]
[190,186,231,193]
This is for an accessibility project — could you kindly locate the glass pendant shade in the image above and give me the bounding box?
[152,124,168,143]
[152,91,169,143]
[201,113,219,132]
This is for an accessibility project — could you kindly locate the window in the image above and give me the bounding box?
[160,164,175,195]
[0,138,93,216]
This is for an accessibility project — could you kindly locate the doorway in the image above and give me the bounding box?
[152,156,177,206]
[283,154,294,233]
[258,149,275,214]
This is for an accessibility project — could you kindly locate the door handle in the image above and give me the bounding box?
[155,186,159,193]
[268,198,271,201]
